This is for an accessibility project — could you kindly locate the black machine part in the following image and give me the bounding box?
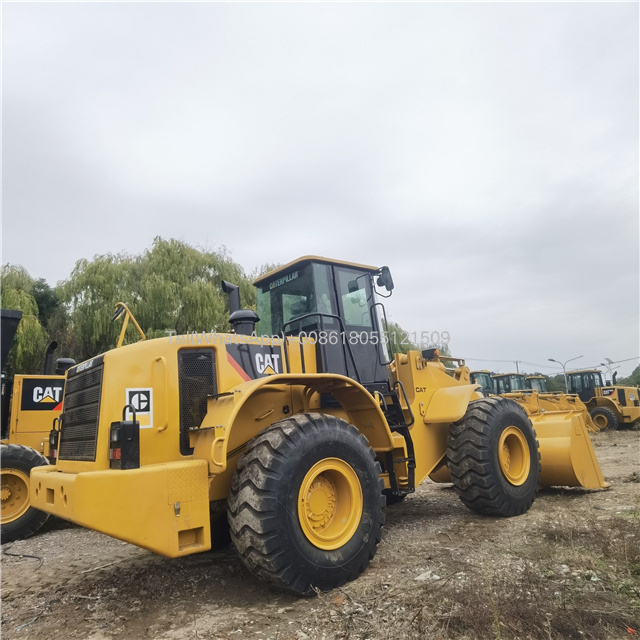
[43,342,59,375]
[1,309,23,372]
[54,358,76,375]
[222,281,259,336]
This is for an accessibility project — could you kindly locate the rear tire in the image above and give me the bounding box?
[447,397,540,517]
[1,444,50,542]
[590,407,619,431]
[227,413,385,595]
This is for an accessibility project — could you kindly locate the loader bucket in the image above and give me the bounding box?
[532,411,608,489]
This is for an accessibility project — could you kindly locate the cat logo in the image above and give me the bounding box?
[255,353,281,375]
[20,378,65,411]
[125,388,153,429]
[33,386,62,403]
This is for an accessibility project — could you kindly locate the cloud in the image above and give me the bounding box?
[2,2,638,375]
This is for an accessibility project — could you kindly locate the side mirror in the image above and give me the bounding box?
[376,266,394,292]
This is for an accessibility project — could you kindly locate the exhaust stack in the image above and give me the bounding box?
[43,341,59,375]
[221,281,260,336]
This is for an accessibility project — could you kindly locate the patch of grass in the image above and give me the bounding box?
[320,515,640,640]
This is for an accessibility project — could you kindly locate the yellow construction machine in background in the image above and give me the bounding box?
[31,256,607,595]
[567,369,640,430]
[1,309,76,541]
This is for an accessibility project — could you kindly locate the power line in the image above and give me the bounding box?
[464,356,639,374]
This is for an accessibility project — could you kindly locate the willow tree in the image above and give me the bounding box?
[1,265,50,375]
[60,237,255,363]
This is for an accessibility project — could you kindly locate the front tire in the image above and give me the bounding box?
[227,413,385,595]
[447,398,540,517]
[1,444,50,542]
[590,407,619,431]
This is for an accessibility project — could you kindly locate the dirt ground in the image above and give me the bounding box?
[2,430,639,640]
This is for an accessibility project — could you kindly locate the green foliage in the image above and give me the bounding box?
[618,365,640,387]
[32,278,60,326]
[386,321,418,355]
[544,374,566,392]
[253,262,282,279]
[383,322,452,357]
[2,243,439,376]
[1,265,50,375]
[59,238,256,363]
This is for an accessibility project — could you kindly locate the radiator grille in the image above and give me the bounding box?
[58,363,103,461]
[178,349,216,455]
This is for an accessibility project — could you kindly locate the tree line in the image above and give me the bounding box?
[1,238,426,377]
[1,238,256,376]
[2,236,636,387]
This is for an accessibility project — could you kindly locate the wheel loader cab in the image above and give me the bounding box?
[470,371,495,396]
[567,370,604,402]
[494,373,527,394]
[526,375,547,393]
[254,257,393,389]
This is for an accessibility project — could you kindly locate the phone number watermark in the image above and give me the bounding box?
[166,329,450,348]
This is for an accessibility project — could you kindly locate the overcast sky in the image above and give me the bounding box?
[2,3,639,377]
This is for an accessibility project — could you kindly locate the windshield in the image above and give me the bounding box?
[471,372,494,395]
[528,378,547,392]
[256,263,335,336]
[495,375,526,394]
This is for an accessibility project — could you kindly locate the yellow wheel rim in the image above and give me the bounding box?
[1,468,30,524]
[592,413,608,429]
[298,458,363,550]
[498,427,530,486]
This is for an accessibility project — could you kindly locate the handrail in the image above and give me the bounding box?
[112,302,146,348]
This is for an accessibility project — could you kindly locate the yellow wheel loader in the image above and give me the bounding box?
[470,370,495,396]
[30,257,606,595]
[493,372,528,394]
[525,374,547,392]
[566,369,640,430]
[491,371,600,432]
[1,309,75,542]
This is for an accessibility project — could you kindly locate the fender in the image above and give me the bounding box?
[420,384,479,424]
[191,373,395,476]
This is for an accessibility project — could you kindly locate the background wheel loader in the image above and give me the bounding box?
[525,374,547,392]
[30,256,606,595]
[1,309,75,541]
[470,370,495,396]
[490,371,600,432]
[566,369,640,430]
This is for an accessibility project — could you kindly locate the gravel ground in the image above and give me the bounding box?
[1,429,639,640]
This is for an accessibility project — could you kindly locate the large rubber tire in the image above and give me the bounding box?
[590,407,619,431]
[447,397,540,517]
[227,413,385,595]
[1,444,50,542]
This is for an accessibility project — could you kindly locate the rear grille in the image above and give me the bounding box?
[178,349,216,455]
[59,363,104,461]
[618,389,627,406]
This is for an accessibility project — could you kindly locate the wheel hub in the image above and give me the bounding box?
[298,458,363,551]
[305,476,336,529]
[0,469,31,523]
[498,427,530,486]
[593,414,607,428]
